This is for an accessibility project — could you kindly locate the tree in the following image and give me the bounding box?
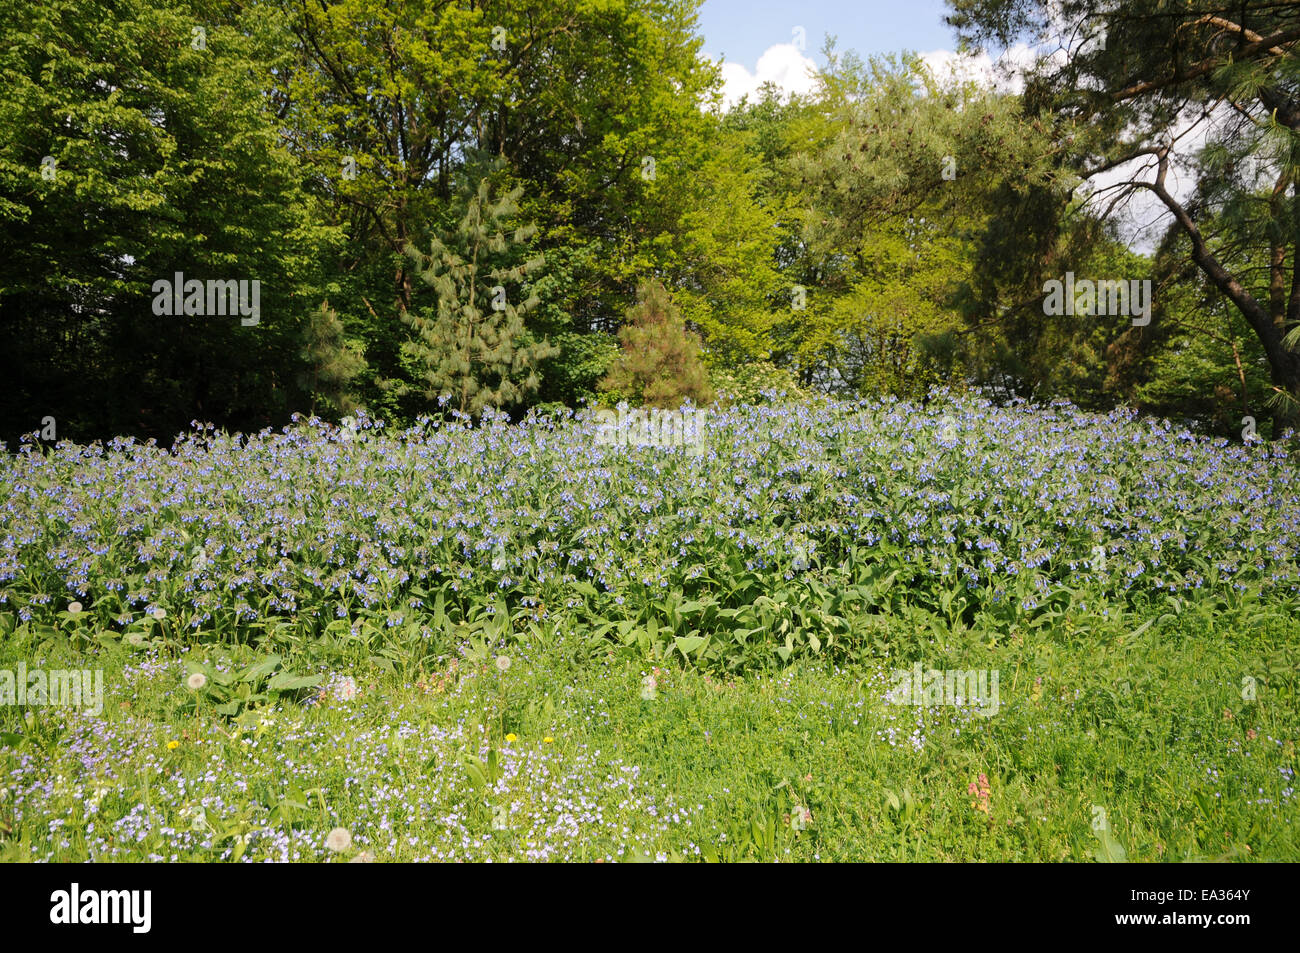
[396,177,555,415]
[600,279,714,408]
[270,0,719,416]
[0,0,338,440]
[298,301,367,415]
[947,0,1300,431]
[669,118,785,365]
[714,86,831,387]
[786,49,1056,397]
[796,218,970,398]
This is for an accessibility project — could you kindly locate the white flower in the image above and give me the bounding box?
[495,655,511,672]
[640,675,658,701]
[333,676,358,702]
[150,607,167,619]
[790,805,812,831]
[186,672,207,691]
[67,601,82,614]
[325,827,352,852]
[347,850,376,863]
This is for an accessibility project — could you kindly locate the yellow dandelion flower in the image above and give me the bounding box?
[167,740,180,750]
[505,733,518,743]
[543,736,554,744]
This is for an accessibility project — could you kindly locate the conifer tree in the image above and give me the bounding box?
[398,180,555,415]
[600,280,715,408]
[297,301,367,415]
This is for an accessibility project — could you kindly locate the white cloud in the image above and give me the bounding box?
[918,43,1045,94]
[710,43,819,111]
[1080,107,1227,254]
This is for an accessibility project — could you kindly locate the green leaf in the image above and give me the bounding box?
[267,672,324,691]
[1093,828,1128,863]
[463,759,487,791]
[674,635,705,657]
[240,654,282,683]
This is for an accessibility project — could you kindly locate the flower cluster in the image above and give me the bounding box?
[968,773,991,816]
[1,399,1296,654]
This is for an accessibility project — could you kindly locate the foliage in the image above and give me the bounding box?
[3,399,1298,676]
[298,302,367,416]
[599,280,714,408]
[6,0,1293,439]
[395,178,555,415]
[0,0,339,441]
[785,49,1056,398]
[709,361,812,406]
[948,0,1300,430]
[1,404,1298,861]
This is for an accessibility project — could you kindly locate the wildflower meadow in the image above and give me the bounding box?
[1,397,1297,862]
[3,0,1300,897]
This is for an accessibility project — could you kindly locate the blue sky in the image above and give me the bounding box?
[694,0,1169,253]
[696,0,958,68]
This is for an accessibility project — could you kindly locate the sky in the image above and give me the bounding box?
[694,0,1181,252]
[697,0,956,65]
[697,0,962,108]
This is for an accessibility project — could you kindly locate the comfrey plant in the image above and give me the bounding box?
[1,397,1298,672]
[592,404,707,453]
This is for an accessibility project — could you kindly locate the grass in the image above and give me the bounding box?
[3,600,1296,862]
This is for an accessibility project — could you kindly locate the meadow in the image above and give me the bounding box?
[1,396,1297,861]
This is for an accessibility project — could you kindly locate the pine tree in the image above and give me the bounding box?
[398,180,555,415]
[600,280,715,408]
[297,301,367,416]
